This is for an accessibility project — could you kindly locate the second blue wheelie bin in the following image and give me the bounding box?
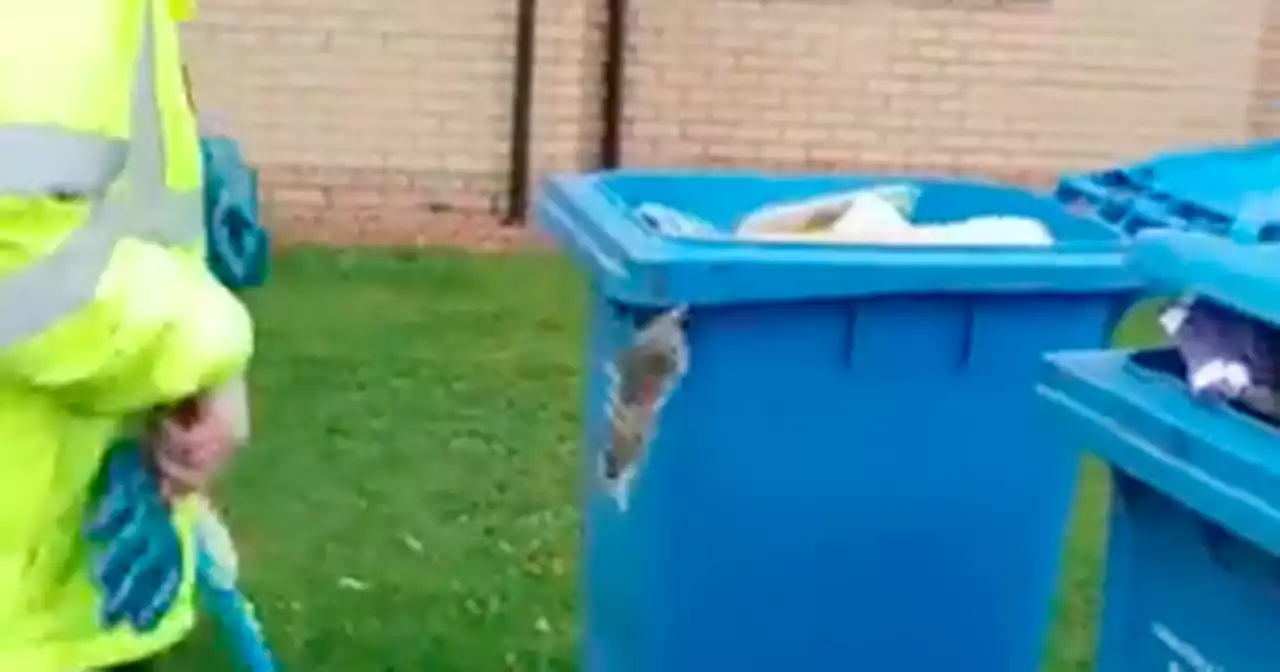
[1040,231,1280,671]
[536,171,1138,672]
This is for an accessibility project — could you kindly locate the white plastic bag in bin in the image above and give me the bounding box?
[735,184,920,236]
[733,183,1054,246]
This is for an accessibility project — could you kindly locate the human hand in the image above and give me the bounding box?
[149,392,238,499]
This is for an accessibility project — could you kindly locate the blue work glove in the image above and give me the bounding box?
[84,440,185,633]
[202,136,269,291]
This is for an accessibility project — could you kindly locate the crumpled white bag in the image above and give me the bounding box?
[736,186,1052,247]
[735,184,921,237]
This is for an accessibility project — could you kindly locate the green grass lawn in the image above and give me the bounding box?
[163,248,1154,671]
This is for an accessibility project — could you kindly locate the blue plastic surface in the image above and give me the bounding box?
[1130,229,1280,327]
[537,170,1139,672]
[542,171,1135,307]
[1055,141,1280,241]
[1040,347,1280,672]
[202,137,269,290]
[1040,227,1280,672]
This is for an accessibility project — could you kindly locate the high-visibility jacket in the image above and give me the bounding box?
[169,0,197,22]
[0,1,253,670]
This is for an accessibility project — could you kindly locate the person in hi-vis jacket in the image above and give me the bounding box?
[0,0,252,669]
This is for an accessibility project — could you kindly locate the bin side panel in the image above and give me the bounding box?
[1097,472,1280,671]
[582,291,1117,671]
[1095,472,1140,672]
[581,289,661,672]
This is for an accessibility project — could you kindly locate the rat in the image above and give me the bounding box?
[599,306,689,511]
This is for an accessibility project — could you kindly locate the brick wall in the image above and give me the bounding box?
[1250,0,1280,137]
[625,0,1267,185]
[183,0,1276,239]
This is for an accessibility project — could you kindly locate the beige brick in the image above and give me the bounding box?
[272,186,329,207]
[185,0,1280,233]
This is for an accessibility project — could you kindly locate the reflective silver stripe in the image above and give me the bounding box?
[0,208,123,346]
[142,191,205,247]
[0,0,204,347]
[121,0,204,250]
[0,127,126,198]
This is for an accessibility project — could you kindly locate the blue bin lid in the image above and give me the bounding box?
[1055,140,1280,241]
[537,170,1137,307]
[1139,141,1280,214]
[1129,229,1280,328]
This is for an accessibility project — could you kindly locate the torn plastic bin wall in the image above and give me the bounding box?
[598,306,689,513]
[536,170,1138,672]
[1039,229,1280,672]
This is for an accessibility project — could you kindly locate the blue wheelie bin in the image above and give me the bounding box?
[536,171,1138,672]
[1039,231,1280,671]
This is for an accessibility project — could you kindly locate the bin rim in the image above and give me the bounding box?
[1131,229,1280,328]
[1040,348,1280,557]
[538,170,1139,307]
